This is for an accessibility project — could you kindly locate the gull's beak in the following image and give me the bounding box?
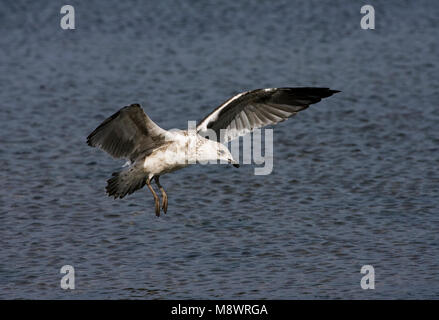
[229,159,240,168]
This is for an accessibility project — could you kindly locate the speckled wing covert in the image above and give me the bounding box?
[196,87,340,142]
[87,103,167,162]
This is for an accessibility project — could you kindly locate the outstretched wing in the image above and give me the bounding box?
[87,104,168,162]
[197,87,340,142]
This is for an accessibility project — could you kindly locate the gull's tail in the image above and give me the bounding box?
[106,166,146,199]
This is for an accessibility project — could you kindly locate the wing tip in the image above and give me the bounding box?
[86,132,95,147]
[275,87,340,97]
[309,87,341,98]
[329,89,341,94]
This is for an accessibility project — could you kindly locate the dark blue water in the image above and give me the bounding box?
[1,0,438,299]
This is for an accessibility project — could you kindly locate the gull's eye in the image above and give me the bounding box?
[219,150,225,155]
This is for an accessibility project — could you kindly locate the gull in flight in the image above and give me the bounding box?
[87,87,339,216]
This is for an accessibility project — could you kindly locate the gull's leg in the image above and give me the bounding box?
[146,177,161,217]
[154,176,168,214]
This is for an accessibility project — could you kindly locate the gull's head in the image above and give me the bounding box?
[196,139,239,168]
[217,143,240,168]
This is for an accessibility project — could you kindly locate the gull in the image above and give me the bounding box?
[87,87,339,216]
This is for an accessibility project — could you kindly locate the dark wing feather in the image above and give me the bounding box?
[87,104,167,161]
[197,87,340,141]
